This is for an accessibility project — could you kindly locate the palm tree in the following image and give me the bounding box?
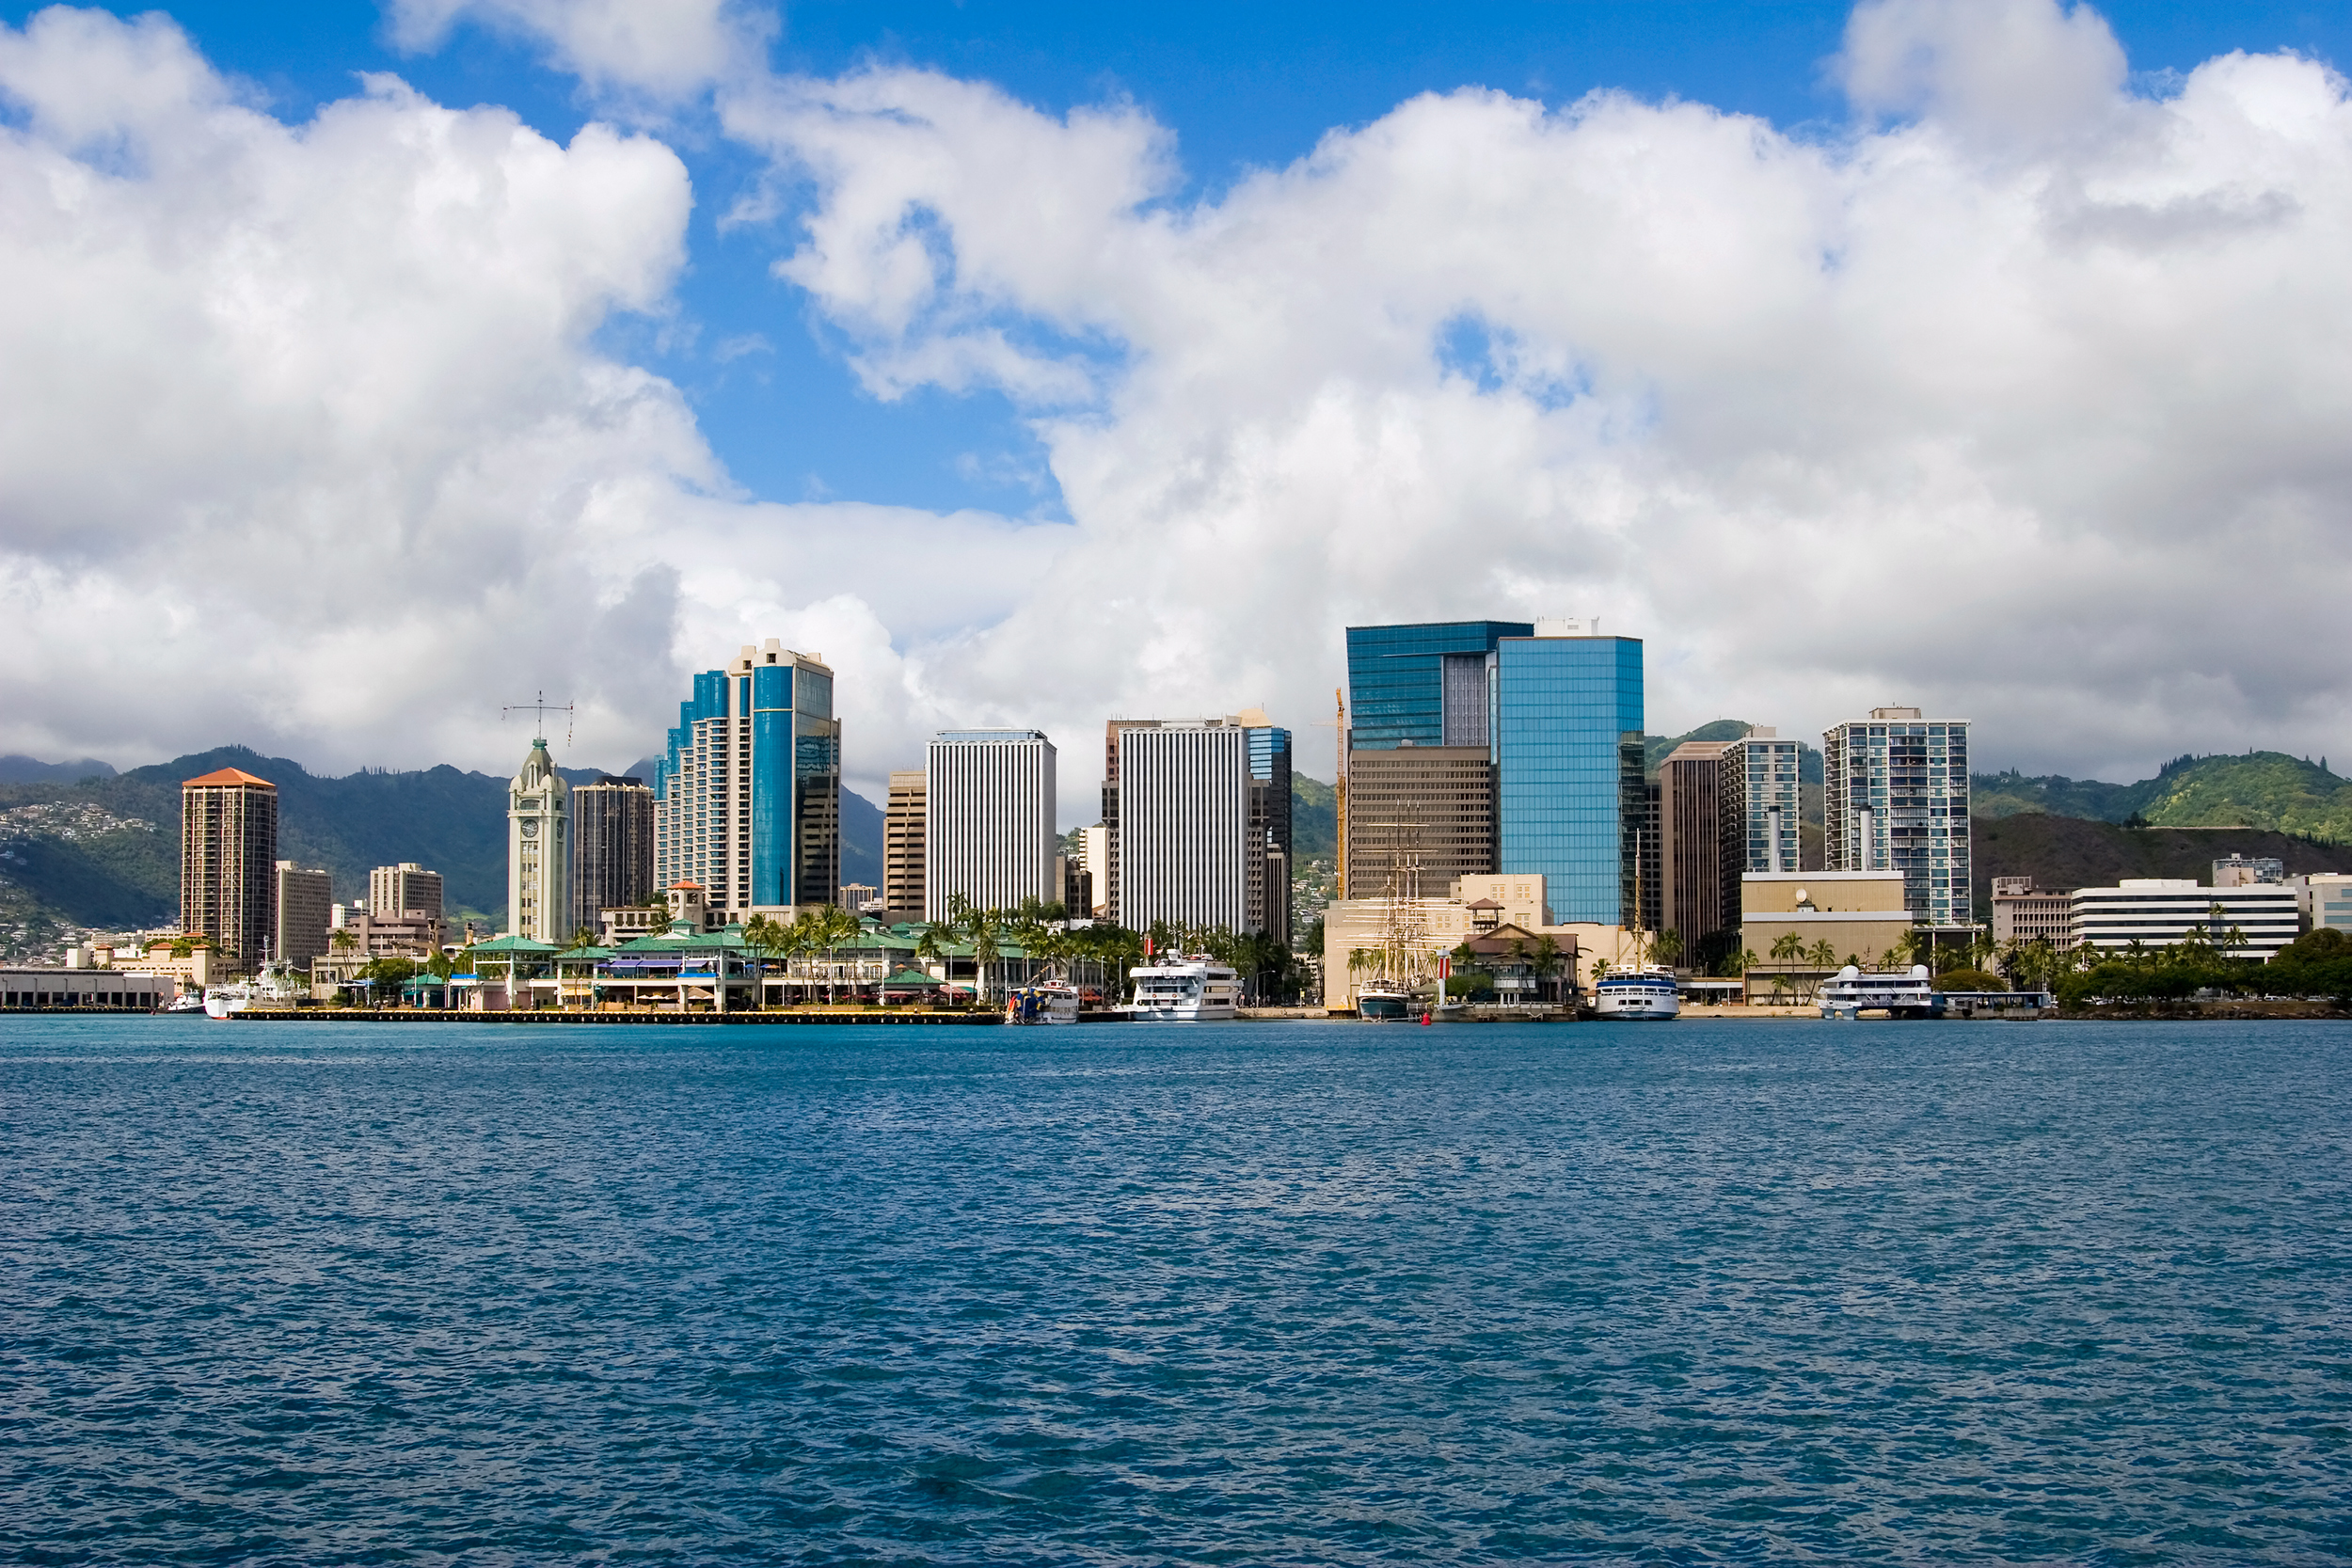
[970,911,1003,1002]
[1770,931,1804,968]
[1652,928,1684,969]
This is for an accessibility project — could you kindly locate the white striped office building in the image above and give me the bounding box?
[1116,723,1250,933]
[2070,879,2300,959]
[925,731,1057,920]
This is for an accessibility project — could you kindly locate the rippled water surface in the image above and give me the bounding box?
[4,1017,2350,1563]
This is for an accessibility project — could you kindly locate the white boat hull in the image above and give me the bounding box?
[1593,971,1681,1021]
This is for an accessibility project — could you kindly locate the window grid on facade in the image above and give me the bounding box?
[925,732,1057,921]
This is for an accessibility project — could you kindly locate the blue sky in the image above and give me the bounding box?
[13,0,2344,522]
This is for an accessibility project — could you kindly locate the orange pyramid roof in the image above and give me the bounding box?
[183,768,275,788]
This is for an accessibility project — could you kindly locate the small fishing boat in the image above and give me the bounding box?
[1005,979,1082,1025]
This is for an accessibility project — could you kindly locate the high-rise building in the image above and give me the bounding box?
[1243,714,1295,945]
[1343,620,1534,751]
[274,861,332,970]
[571,776,653,934]
[653,640,841,916]
[1342,620,1526,898]
[1821,707,1971,925]
[181,768,278,965]
[1079,823,1109,916]
[369,862,445,923]
[1494,620,1645,926]
[1658,741,1736,952]
[1638,779,1663,934]
[883,770,927,915]
[1343,747,1494,900]
[506,738,570,942]
[926,730,1057,919]
[1114,721,1251,934]
[1722,728,1804,878]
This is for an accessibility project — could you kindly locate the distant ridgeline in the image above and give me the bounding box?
[1972,752,2352,841]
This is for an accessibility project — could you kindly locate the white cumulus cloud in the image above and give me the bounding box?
[717,0,2352,792]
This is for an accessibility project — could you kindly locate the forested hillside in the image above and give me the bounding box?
[1972,752,2352,839]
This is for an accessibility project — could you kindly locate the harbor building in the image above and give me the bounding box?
[1990,877,2074,948]
[1822,707,1972,926]
[1319,873,1589,1012]
[2070,880,2299,959]
[1739,871,1916,999]
[570,776,653,936]
[653,641,842,919]
[882,770,927,916]
[1658,740,1735,961]
[1342,745,1493,901]
[274,862,332,970]
[1495,619,1645,927]
[925,730,1058,920]
[1112,720,1251,934]
[370,862,445,924]
[506,737,570,943]
[181,767,278,966]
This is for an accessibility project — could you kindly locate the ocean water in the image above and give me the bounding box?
[2,1017,2348,1565]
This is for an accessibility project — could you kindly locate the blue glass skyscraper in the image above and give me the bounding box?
[1494,626,1645,927]
[653,641,840,918]
[1343,621,1532,751]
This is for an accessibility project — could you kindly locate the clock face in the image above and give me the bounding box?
[521,821,539,838]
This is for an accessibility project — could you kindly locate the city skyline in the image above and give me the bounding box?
[2,1,2351,809]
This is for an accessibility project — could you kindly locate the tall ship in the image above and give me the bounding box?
[1123,956,1242,1022]
[1819,964,1943,1020]
[1592,964,1681,1021]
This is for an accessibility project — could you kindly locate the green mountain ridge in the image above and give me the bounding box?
[1972,751,2352,841]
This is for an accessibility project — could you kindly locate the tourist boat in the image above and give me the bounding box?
[163,991,207,1016]
[1819,964,1943,1020]
[1005,979,1082,1025]
[1122,956,1242,1021]
[1593,965,1682,1021]
[1356,982,1413,1021]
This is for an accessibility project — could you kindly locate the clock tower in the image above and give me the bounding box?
[507,736,571,942]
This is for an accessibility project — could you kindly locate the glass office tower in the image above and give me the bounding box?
[654,640,841,917]
[1344,621,1534,751]
[1494,627,1645,926]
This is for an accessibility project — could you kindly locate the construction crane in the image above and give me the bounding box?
[1310,686,1350,899]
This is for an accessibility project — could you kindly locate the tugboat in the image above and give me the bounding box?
[1819,964,1942,1020]
[1593,964,1682,1021]
[1005,978,1082,1025]
[1122,955,1242,1021]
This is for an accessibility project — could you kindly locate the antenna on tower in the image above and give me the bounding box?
[502,692,575,749]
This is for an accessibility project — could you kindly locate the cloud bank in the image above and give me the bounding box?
[3,0,2350,814]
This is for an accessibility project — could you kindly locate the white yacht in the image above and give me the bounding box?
[1819,964,1942,1020]
[1593,965,1681,1021]
[1123,956,1242,1021]
[1355,982,1414,1022]
[1005,979,1082,1025]
[203,959,307,1020]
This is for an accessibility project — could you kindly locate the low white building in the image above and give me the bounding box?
[2291,873,2352,937]
[2070,879,2300,959]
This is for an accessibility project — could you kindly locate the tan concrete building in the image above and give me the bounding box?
[883,769,926,916]
[182,768,278,967]
[370,862,445,924]
[1740,871,1915,996]
[1343,744,1495,900]
[1990,876,2074,948]
[275,862,332,969]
